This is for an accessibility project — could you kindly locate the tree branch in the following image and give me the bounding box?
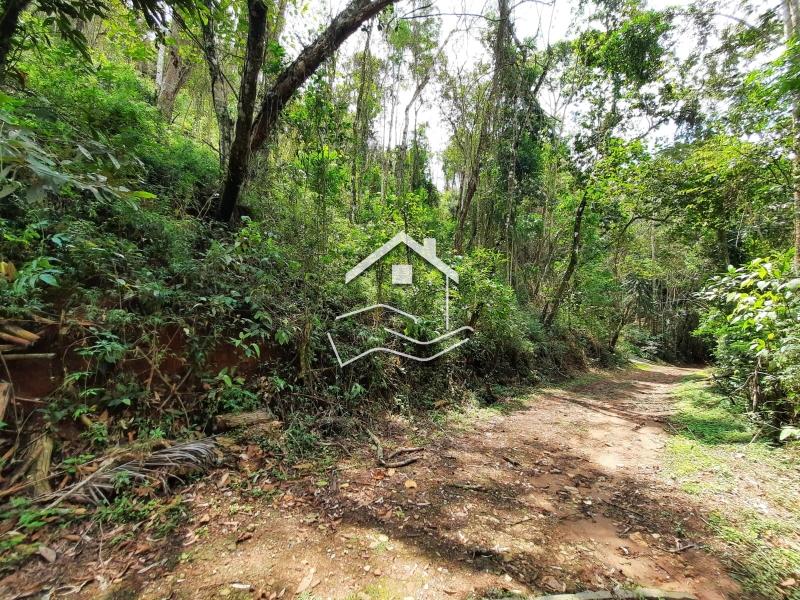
[249,0,398,153]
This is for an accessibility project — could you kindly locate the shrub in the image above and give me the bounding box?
[697,253,800,436]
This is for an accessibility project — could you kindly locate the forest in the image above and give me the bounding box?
[0,0,798,598]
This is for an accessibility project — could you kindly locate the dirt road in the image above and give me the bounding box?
[6,364,746,599]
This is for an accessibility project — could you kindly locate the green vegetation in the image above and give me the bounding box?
[0,497,82,570]
[670,375,752,445]
[0,0,798,592]
[698,256,800,439]
[666,375,800,598]
[344,582,401,600]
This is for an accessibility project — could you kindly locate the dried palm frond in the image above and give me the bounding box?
[40,437,221,507]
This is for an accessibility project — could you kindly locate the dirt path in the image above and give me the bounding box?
[5,364,746,599]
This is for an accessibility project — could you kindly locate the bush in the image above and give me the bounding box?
[697,254,800,436]
[619,324,664,360]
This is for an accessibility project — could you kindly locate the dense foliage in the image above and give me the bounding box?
[699,255,800,439]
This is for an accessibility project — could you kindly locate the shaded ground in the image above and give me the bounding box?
[4,364,776,599]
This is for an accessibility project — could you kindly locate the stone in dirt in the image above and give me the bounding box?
[540,575,567,592]
[628,531,649,546]
[37,545,56,563]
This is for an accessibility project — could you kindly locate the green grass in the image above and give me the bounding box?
[707,511,800,600]
[631,360,656,371]
[665,376,800,599]
[670,377,752,445]
[560,372,605,388]
[344,581,399,600]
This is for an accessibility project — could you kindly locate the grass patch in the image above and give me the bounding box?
[707,511,800,600]
[560,372,605,389]
[666,437,723,477]
[670,377,751,444]
[631,360,656,371]
[344,580,399,600]
[665,377,800,599]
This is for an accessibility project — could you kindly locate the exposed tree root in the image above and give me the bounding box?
[365,428,424,468]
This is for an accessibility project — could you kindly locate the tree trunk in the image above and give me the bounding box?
[350,23,373,222]
[0,0,31,80]
[609,322,623,352]
[216,0,268,222]
[155,42,166,90]
[214,409,279,431]
[383,62,398,203]
[197,1,234,171]
[157,19,192,123]
[396,72,431,193]
[454,173,479,253]
[784,0,800,274]
[609,303,633,352]
[716,227,731,269]
[453,0,510,253]
[266,0,290,48]
[543,190,588,328]
[26,434,53,497]
[795,135,800,274]
[215,0,397,222]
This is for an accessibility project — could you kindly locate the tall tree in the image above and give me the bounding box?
[541,3,672,327]
[215,0,399,222]
[349,21,378,222]
[157,18,193,122]
[217,0,268,222]
[783,0,800,274]
[194,0,235,171]
[453,0,511,253]
[542,189,589,328]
